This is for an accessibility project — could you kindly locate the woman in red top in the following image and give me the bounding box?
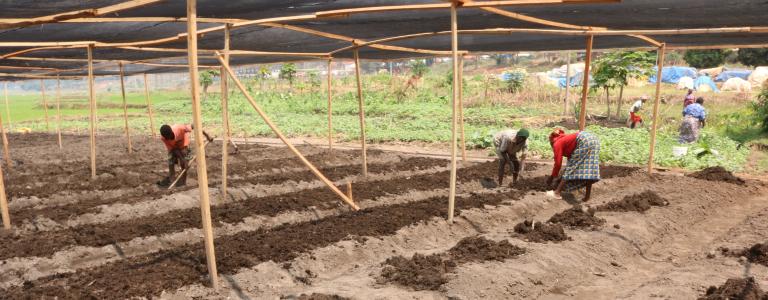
[546,129,601,201]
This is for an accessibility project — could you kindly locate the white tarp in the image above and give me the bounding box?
[721,77,752,92]
[748,66,768,88]
[676,76,694,90]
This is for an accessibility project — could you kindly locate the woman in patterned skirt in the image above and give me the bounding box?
[546,129,601,201]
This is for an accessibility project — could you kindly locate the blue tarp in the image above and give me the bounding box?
[648,66,698,84]
[715,70,752,82]
[694,75,720,92]
[557,72,584,88]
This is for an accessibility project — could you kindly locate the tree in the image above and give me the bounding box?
[683,49,730,69]
[592,51,655,118]
[737,48,768,67]
[199,70,219,97]
[279,63,297,86]
[409,59,428,78]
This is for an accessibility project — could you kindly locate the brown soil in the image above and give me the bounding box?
[512,220,570,243]
[548,206,605,229]
[4,192,518,299]
[699,277,767,300]
[291,294,351,300]
[381,236,525,291]
[725,243,768,267]
[510,175,551,192]
[601,165,641,179]
[596,191,669,213]
[687,166,746,185]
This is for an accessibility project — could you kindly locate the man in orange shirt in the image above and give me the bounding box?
[157,124,212,188]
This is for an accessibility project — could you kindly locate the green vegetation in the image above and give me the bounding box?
[279,63,297,86]
[683,49,730,69]
[737,48,768,67]
[592,51,655,117]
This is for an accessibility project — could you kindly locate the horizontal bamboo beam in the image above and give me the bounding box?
[0,17,249,24]
[0,0,162,30]
[0,73,82,79]
[627,34,663,47]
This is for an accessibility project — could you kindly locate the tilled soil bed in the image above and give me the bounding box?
[596,191,669,213]
[699,277,766,300]
[687,166,746,185]
[548,206,605,229]
[512,220,570,243]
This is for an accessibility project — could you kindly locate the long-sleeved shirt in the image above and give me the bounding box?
[551,132,579,177]
[682,103,706,121]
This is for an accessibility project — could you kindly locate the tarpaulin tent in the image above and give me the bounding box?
[649,66,698,84]
[677,76,695,90]
[749,67,768,87]
[694,75,720,92]
[715,70,752,82]
[721,77,752,92]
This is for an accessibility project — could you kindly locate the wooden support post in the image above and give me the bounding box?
[346,181,354,203]
[118,63,132,153]
[578,35,594,130]
[87,44,97,179]
[327,58,333,152]
[216,51,360,211]
[647,44,666,174]
[40,79,49,131]
[564,51,571,115]
[3,82,10,131]
[448,1,460,223]
[0,87,9,169]
[55,75,62,149]
[0,150,8,229]
[353,49,368,176]
[458,54,467,162]
[143,73,156,137]
[186,0,219,289]
[220,24,231,203]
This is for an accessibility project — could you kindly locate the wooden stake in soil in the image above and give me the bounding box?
[40,79,50,131]
[327,58,333,152]
[118,63,132,153]
[0,88,10,169]
[647,44,666,174]
[215,51,359,211]
[353,49,368,176]
[220,24,231,203]
[458,54,467,162]
[564,51,571,115]
[578,35,594,130]
[0,152,9,229]
[3,82,10,131]
[346,181,354,204]
[55,75,62,149]
[143,73,156,137]
[448,1,460,223]
[87,44,97,179]
[186,0,219,289]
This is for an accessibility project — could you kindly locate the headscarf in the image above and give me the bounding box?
[516,128,530,138]
[549,129,565,146]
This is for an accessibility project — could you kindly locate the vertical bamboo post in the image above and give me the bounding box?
[458,54,467,162]
[216,51,359,210]
[87,45,97,179]
[327,58,333,152]
[220,24,231,203]
[564,51,571,115]
[55,75,62,149]
[118,63,132,153]
[447,1,460,223]
[187,0,219,289]
[0,152,8,229]
[4,82,11,131]
[143,73,156,137]
[353,49,368,176]
[578,35,594,130]
[0,89,10,169]
[40,80,49,131]
[647,44,666,174]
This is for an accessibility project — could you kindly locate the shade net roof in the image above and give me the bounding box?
[0,0,766,79]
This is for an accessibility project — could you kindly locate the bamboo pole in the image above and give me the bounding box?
[118,63,132,153]
[4,82,10,131]
[458,55,467,162]
[40,80,49,131]
[220,24,231,203]
[0,88,9,169]
[143,73,156,137]
[353,49,368,176]
[564,51,571,115]
[0,149,8,229]
[87,44,97,179]
[578,35,594,130]
[186,0,219,289]
[327,58,333,152]
[447,1,460,224]
[55,75,62,149]
[647,44,666,174]
[215,51,359,211]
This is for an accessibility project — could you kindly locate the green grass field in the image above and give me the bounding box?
[3,71,766,173]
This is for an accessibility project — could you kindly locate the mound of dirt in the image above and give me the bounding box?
[293,294,350,300]
[448,236,525,263]
[725,243,768,267]
[699,277,766,300]
[601,165,641,179]
[381,253,457,291]
[511,176,551,192]
[513,220,570,243]
[548,206,605,229]
[596,191,669,213]
[381,236,525,290]
[687,167,746,185]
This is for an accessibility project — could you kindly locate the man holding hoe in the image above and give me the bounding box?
[157,124,213,188]
[494,128,529,185]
